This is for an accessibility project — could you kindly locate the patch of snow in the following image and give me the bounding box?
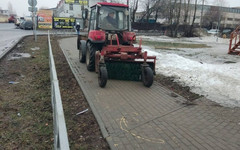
[139,35,240,107]
[9,53,31,60]
[31,47,40,51]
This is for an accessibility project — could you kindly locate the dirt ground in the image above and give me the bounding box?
[155,74,201,102]
[0,35,201,149]
[0,36,109,150]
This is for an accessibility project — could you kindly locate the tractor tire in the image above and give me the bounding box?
[142,67,153,87]
[98,66,108,88]
[79,40,86,63]
[77,36,80,50]
[86,42,97,71]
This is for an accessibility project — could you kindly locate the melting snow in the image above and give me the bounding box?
[139,35,240,107]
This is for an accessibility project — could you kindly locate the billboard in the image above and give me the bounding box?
[37,9,53,29]
[65,0,88,5]
[53,17,76,29]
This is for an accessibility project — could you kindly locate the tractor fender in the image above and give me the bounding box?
[88,38,105,44]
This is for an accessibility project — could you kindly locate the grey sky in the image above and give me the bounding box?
[0,0,240,17]
[0,0,59,16]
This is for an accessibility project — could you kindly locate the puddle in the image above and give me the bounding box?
[9,53,31,60]
[224,61,236,64]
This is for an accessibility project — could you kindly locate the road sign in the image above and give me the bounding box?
[28,0,37,7]
[28,7,38,12]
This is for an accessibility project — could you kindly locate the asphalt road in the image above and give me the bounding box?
[0,23,32,58]
[0,23,48,59]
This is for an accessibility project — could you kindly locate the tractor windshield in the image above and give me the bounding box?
[98,6,129,31]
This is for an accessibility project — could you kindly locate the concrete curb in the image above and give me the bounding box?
[58,40,116,150]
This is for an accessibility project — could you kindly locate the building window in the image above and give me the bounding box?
[235,19,240,21]
[227,18,233,21]
[74,0,79,3]
[69,4,73,10]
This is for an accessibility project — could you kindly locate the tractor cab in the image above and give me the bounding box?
[87,2,136,46]
[89,2,130,32]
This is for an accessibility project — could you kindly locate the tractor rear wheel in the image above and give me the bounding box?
[142,67,153,87]
[98,66,108,88]
[86,43,97,71]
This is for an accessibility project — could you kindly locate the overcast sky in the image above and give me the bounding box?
[0,0,240,16]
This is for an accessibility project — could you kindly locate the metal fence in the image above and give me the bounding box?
[48,31,70,150]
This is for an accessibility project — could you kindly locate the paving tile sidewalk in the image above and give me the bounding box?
[59,37,240,150]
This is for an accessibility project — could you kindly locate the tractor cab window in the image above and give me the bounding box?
[89,8,96,30]
[98,6,129,31]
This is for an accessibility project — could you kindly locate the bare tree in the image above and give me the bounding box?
[202,0,226,29]
[8,2,14,14]
[130,0,139,22]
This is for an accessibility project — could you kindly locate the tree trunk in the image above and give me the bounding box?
[169,0,174,36]
[189,0,198,37]
[146,3,150,23]
[200,0,204,28]
[184,0,190,24]
[174,0,182,37]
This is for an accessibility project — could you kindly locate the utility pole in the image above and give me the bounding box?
[28,0,37,42]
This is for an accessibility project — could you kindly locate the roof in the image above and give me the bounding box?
[91,2,128,8]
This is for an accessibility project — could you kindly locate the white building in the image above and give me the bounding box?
[0,10,9,16]
[55,0,101,18]
[186,4,240,28]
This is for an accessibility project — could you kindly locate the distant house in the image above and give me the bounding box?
[0,10,9,23]
[0,10,9,16]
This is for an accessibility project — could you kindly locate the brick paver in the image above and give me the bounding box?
[59,37,240,150]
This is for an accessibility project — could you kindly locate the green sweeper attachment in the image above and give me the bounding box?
[94,35,156,88]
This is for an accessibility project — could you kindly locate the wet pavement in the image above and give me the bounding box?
[0,23,32,58]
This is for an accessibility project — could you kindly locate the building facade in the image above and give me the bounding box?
[187,4,240,29]
[0,10,9,16]
[135,3,240,29]
[54,0,101,18]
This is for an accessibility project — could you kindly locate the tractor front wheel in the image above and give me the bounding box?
[79,40,86,63]
[86,43,97,71]
[98,66,108,88]
[142,67,153,87]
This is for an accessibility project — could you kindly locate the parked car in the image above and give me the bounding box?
[15,17,25,27]
[221,29,233,38]
[8,15,15,23]
[20,20,33,30]
[207,29,220,35]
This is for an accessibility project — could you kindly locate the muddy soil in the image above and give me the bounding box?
[0,36,109,149]
[0,35,201,149]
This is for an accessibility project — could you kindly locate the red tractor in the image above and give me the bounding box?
[78,2,156,88]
